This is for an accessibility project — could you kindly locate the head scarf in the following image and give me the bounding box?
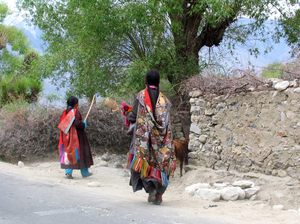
[145,70,160,112]
[145,70,160,87]
[67,96,78,108]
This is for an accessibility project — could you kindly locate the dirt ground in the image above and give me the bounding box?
[1,154,300,224]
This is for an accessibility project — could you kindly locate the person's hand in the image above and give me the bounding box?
[83,121,87,128]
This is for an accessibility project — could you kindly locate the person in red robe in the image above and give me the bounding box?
[58,96,94,179]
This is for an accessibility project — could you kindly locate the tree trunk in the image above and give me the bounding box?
[166,0,239,84]
[0,33,7,51]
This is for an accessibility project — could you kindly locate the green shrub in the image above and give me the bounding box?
[0,74,43,105]
[261,62,283,79]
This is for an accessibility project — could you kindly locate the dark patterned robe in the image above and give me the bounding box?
[127,87,174,193]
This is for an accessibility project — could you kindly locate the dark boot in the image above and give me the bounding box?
[147,187,157,203]
[153,192,163,205]
[65,173,74,179]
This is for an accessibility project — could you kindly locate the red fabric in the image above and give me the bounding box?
[121,101,132,127]
[57,110,74,133]
[58,109,80,165]
[127,153,134,169]
[144,89,152,113]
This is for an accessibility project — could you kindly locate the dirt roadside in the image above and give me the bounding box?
[1,155,300,224]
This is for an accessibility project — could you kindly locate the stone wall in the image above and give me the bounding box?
[188,80,300,179]
[172,114,190,140]
[172,117,185,139]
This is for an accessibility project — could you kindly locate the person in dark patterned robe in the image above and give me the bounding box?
[126,70,175,205]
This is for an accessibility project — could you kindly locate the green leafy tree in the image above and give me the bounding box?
[261,62,283,79]
[0,2,43,105]
[280,8,300,52]
[16,0,299,97]
[16,0,174,99]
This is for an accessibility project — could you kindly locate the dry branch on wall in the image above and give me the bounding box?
[280,57,300,81]
[181,69,273,96]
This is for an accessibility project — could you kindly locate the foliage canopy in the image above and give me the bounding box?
[16,0,299,98]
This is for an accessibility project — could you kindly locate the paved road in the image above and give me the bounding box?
[0,171,230,224]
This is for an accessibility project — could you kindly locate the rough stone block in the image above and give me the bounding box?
[273,205,284,210]
[293,87,300,93]
[185,183,211,195]
[100,161,108,167]
[188,158,199,166]
[18,161,25,168]
[189,98,196,105]
[195,188,221,202]
[184,165,197,173]
[273,161,286,169]
[233,165,250,173]
[278,170,287,177]
[113,162,123,169]
[221,187,240,201]
[232,180,254,189]
[189,90,203,97]
[236,157,252,167]
[188,152,198,159]
[204,143,213,152]
[195,99,206,107]
[215,146,223,154]
[190,106,201,114]
[212,115,219,124]
[87,182,101,187]
[190,123,201,134]
[189,133,196,140]
[244,187,260,199]
[199,135,208,143]
[214,161,229,171]
[287,167,300,179]
[275,81,290,91]
[209,152,220,160]
[101,155,111,162]
[272,170,278,176]
[205,109,214,116]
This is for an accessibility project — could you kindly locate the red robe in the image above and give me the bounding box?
[59,108,93,169]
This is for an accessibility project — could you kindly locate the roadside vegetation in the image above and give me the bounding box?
[1,1,300,162]
[0,2,43,105]
[0,101,131,163]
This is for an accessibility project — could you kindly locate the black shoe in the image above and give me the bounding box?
[82,173,93,178]
[65,173,74,179]
[153,200,162,205]
[153,192,163,205]
[148,188,157,202]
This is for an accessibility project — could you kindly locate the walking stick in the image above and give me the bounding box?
[84,95,95,121]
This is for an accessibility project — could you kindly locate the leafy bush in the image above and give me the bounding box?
[0,74,43,105]
[261,62,283,79]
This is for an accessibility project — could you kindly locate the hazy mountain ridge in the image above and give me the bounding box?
[4,14,44,52]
